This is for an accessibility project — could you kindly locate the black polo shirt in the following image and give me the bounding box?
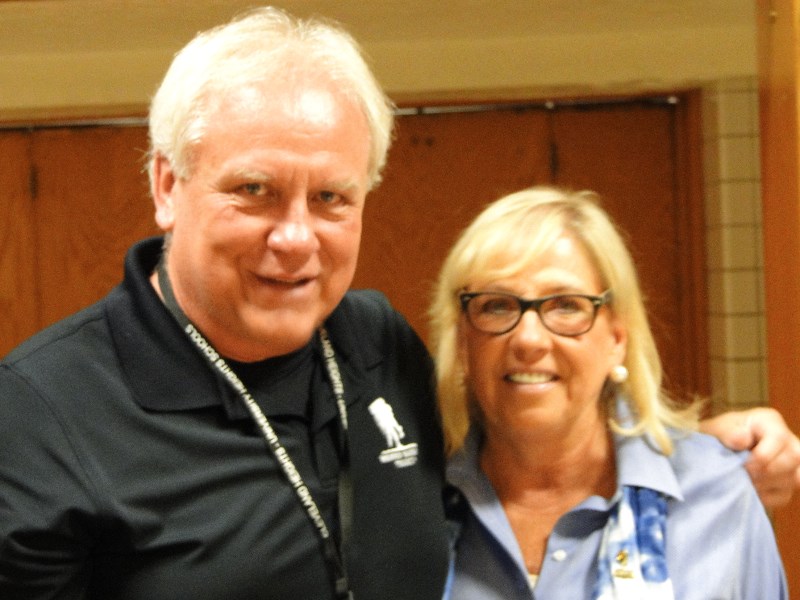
[0,238,449,599]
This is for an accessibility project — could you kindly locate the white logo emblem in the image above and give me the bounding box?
[368,397,418,468]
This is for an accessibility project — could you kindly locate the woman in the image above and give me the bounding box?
[430,187,787,599]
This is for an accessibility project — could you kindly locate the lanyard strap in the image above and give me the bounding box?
[156,261,353,600]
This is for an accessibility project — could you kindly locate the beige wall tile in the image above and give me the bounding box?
[718,136,758,181]
[718,180,759,225]
[717,91,757,136]
[708,269,760,314]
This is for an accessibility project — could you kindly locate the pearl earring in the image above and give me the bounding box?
[609,364,628,384]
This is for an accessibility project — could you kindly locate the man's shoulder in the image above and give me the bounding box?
[2,239,156,369]
[2,299,110,369]
[328,289,430,367]
[329,289,402,344]
[0,296,120,418]
[338,288,394,316]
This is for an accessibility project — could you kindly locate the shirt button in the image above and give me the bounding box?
[552,549,568,561]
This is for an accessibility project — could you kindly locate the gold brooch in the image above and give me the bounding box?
[613,549,634,579]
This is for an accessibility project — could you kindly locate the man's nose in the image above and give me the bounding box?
[267,198,319,254]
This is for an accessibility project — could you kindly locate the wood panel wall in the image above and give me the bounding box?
[757,0,800,592]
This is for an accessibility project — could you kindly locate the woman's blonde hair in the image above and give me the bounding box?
[429,186,699,457]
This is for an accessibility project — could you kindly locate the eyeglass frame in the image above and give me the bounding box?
[458,289,613,337]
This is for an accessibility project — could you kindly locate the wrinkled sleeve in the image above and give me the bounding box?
[737,490,789,599]
[669,435,789,599]
[0,365,95,599]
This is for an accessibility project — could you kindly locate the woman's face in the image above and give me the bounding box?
[459,234,627,445]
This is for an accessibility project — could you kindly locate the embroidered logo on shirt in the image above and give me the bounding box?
[368,397,418,468]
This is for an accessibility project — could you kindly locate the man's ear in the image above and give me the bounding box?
[151,154,179,232]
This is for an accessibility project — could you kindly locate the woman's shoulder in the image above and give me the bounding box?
[671,430,748,462]
[667,430,752,498]
[661,433,786,598]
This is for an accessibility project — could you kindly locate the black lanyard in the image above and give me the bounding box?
[157,261,353,600]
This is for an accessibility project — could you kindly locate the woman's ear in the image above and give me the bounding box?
[151,154,178,232]
[457,319,470,378]
[609,315,628,367]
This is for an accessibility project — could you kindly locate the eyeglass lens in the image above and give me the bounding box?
[464,293,600,336]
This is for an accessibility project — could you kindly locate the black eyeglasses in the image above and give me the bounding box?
[459,289,613,336]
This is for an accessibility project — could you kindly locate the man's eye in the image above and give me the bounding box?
[317,190,344,204]
[241,182,267,196]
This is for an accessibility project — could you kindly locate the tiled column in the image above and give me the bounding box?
[703,77,768,412]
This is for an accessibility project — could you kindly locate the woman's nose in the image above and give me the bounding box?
[509,309,552,350]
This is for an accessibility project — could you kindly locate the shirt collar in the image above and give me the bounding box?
[446,422,685,503]
[107,237,376,420]
[107,237,234,414]
[614,432,684,501]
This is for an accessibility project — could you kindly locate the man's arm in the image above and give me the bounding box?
[701,407,800,508]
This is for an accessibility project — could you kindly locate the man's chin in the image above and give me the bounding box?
[249,316,322,357]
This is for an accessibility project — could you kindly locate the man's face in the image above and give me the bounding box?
[152,79,372,361]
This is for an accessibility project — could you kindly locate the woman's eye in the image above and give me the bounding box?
[480,298,516,315]
[550,296,586,314]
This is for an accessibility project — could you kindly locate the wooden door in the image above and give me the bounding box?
[0,125,157,357]
[353,96,708,398]
[0,131,38,353]
[354,107,551,342]
[549,99,706,398]
[1,100,706,399]
[31,126,156,327]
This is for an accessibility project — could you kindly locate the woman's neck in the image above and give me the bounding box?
[479,420,617,576]
[480,421,616,502]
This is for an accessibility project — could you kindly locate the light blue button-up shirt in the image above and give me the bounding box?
[445,425,787,599]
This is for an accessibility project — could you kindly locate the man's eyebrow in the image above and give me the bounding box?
[325,178,362,192]
[231,168,274,182]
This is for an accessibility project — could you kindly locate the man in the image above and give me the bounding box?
[0,6,798,599]
[1,8,445,599]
